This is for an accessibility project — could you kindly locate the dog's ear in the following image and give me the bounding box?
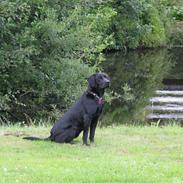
[87,74,96,88]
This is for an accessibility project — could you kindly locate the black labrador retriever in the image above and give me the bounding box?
[23,72,110,145]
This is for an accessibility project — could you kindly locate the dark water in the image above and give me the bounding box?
[102,48,182,125]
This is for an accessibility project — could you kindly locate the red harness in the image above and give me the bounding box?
[87,91,104,105]
[98,97,104,105]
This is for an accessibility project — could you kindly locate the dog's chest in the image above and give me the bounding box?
[92,101,104,117]
[84,96,104,117]
[96,104,103,115]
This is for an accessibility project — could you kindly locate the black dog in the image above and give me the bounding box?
[23,72,110,145]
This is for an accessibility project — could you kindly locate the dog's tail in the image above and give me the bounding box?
[23,136,50,141]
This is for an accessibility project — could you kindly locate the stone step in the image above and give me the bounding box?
[146,105,183,112]
[146,85,183,121]
[156,90,183,96]
[147,113,183,120]
[150,97,183,104]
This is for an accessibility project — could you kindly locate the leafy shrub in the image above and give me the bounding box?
[172,6,183,21]
[0,0,115,123]
[110,0,171,50]
[170,22,183,47]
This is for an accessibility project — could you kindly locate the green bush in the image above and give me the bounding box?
[110,0,171,50]
[0,0,115,123]
[170,21,183,47]
[172,6,183,21]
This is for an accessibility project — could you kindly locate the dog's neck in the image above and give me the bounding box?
[87,86,104,98]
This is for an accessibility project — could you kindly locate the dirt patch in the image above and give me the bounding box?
[0,131,28,137]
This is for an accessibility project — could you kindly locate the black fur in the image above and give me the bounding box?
[23,72,110,145]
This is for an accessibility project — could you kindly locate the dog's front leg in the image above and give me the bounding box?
[83,115,91,146]
[89,118,98,143]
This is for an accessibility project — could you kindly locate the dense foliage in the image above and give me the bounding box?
[0,0,182,124]
[0,0,115,123]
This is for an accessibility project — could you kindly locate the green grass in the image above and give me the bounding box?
[0,125,183,183]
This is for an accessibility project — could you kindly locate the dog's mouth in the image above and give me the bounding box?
[104,84,110,88]
[106,82,110,87]
[100,82,110,89]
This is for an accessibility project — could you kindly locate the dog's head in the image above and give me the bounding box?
[88,72,110,89]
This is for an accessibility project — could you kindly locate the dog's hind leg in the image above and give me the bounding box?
[54,128,76,143]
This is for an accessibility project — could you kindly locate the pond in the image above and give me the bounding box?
[102,48,183,125]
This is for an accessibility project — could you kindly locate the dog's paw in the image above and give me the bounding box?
[83,143,90,146]
[90,140,94,143]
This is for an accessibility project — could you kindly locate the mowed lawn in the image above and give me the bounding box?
[0,125,183,183]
